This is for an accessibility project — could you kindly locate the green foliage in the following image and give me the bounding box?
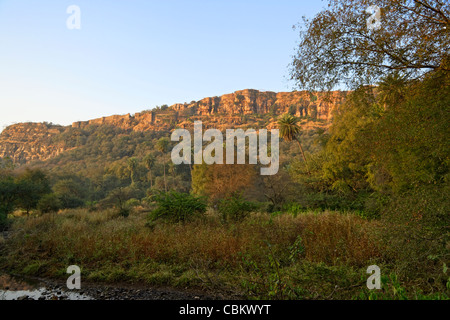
[52,178,85,209]
[290,0,449,90]
[37,193,62,214]
[0,176,18,221]
[100,187,143,217]
[289,70,449,216]
[218,193,258,222]
[278,114,301,142]
[125,198,140,208]
[15,169,51,214]
[379,184,450,278]
[0,168,53,219]
[278,114,310,172]
[148,191,207,224]
[156,137,170,154]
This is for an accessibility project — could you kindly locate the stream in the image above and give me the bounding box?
[0,273,93,300]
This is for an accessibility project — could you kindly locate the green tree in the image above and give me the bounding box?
[0,176,18,226]
[37,193,62,214]
[291,0,450,91]
[148,191,207,224]
[277,114,310,174]
[15,169,51,215]
[127,157,139,186]
[377,71,407,109]
[156,137,170,192]
[143,154,156,188]
[52,178,85,209]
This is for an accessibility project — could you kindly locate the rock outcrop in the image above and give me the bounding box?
[0,89,348,165]
[0,123,67,164]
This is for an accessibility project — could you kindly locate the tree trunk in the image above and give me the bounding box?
[163,156,167,192]
[295,138,311,175]
[149,170,153,188]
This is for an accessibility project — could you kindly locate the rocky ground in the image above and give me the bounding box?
[0,273,237,300]
[0,231,237,301]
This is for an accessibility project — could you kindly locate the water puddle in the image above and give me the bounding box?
[0,274,93,300]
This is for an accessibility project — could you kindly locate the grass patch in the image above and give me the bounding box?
[0,208,447,299]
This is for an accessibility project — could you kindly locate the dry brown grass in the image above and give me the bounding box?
[299,212,381,266]
[1,208,381,297]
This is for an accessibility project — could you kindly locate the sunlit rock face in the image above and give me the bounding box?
[0,89,348,165]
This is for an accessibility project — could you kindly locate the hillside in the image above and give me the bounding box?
[0,89,347,165]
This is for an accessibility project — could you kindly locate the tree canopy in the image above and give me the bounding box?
[291,0,450,90]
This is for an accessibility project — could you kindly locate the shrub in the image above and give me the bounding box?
[58,194,85,209]
[283,202,304,216]
[37,193,62,214]
[125,198,141,207]
[379,184,450,282]
[218,193,258,222]
[117,206,131,218]
[0,209,8,230]
[148,191,207,223]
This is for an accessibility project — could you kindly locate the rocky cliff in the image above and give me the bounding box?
[0,89,347,165]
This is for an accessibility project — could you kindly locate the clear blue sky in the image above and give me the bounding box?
[0,0,327,131]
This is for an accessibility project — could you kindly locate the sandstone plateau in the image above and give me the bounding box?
[0,89,347,164]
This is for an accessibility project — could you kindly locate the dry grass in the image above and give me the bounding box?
[299,212,380,266]
[1,208,382,298]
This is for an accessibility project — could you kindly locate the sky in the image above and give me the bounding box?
[0,0,327,132]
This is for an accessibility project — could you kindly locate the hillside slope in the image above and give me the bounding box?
[0,89,347,165]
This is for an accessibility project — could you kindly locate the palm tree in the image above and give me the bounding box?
[277,113,310,174]
[127,157,139,186]
[156,137,170,192]
[143,154,156,188]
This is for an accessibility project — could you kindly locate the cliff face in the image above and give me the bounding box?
[70,89,346,131]
[0,89,348,165]
[0,123,67,164]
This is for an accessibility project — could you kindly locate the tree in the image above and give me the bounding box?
[15,169,51,215]
[143,154,156,188]
[291,0,450,91]
[277,114,310,174]
[156,137,171,192]
[100,187,144,217]
[191,161,256,203]
[168,162,176,189]
[37,194,62,214]
[148,191,207,224]
[0,176,18,226]
[52,178,85,209]
[263,169,297,211]
[377,71,408,109]
[127,157,139,186]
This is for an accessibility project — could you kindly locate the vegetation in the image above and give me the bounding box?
[0,0,448,300]
[291,0,449,91]
[147,191,207,224]
[278,114,310,173]
[217,193,258,222]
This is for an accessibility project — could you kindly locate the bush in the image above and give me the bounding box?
[379,184,450,280]
[125,198,141,208]
[148,191,207,223]
[283,202,304,216]
[0,210,8,230]
[117,206,131,218]
[218,193,258,222]
[37,193,62,214]
[58,194,85,209]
